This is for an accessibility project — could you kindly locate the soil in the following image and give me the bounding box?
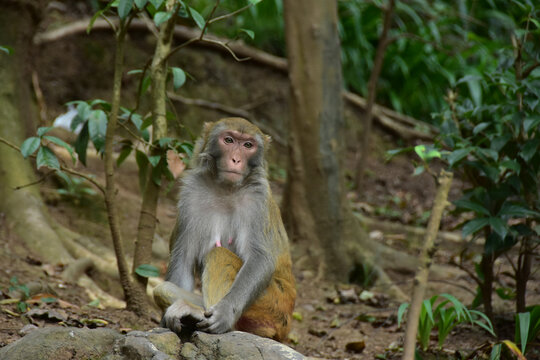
[1,3,540,359]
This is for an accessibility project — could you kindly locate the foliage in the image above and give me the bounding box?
[515,305,540,355]
[391,0,540,318]
[188,1,529,123]
[56,173,97,200]
[398,293,495,351]
[8,277,29,313]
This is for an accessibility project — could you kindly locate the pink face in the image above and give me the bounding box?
[218,130,258,183]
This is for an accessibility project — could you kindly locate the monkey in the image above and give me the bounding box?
[153,117,296,342]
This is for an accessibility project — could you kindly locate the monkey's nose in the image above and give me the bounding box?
[232,158,241,164]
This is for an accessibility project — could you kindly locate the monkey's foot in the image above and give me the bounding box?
[161,299,205,335]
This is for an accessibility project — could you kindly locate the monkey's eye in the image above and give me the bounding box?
[224,137,234,144]
[244,142,253,149]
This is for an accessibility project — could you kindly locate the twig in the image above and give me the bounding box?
[200,38,250,62]
[13,172,51,190]
[208,4,252,25]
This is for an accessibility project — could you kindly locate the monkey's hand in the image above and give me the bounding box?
[161,300,205,334]
[197,300,237,334]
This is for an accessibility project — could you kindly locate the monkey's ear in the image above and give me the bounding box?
[264,135,272,146]
[202,122,214,138]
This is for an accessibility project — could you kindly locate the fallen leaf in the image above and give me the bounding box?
[345,340,366,353]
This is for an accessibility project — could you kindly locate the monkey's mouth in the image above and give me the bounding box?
[221,170,244,183]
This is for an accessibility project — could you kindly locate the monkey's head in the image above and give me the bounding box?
[192,118,271,186]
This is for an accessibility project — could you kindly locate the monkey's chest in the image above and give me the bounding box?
[199,204,249,253]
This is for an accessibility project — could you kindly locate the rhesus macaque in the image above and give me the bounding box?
[154,117,296,342]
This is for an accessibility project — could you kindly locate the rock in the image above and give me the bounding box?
[18,324,38,336]
[183,331,306,360]
[0,327,121,360]
[0,326,305,359]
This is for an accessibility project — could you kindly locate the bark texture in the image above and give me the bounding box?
[282,0,352,278]
[0,0,72,264]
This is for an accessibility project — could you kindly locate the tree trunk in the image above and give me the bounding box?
[282,0,352,278]
[133,5,177,294]
[0,0,72,264]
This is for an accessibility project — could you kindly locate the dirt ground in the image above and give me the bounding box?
[1,3,540,358]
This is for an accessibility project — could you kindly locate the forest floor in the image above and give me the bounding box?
[1,142,539,360]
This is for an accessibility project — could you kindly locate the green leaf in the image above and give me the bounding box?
[127,69,143,75]
[74,123,90,166]
[88,110,108,152]
[414,144,441,161]
[397,303,409,328]
[154,11,172,27]
[447,148,471,167]
[473,122,491,135]
[171,67,186,90]
[43,136,76,164]
[188,7,205,29]
[0,46,13,55]
[501,160,520,174]
[462,218,490,238]
[489,217,507,239]
[37,127,54,137]
[158,137,173,148]
[20,137,41,158]
[117,146,132,167]
[88,5,109,34]
[516,312,530,354]
[239,28,255,40]
[520,138,540,162]
[148,155,161,167]
[248,0,262,4]
[498,203,540,218]
[134,0,148,9]
[36,146,60,170]
[135,264,160,278]
[490,343,501,360]
[149,0,164,10]
[118,0,134,19]
[469,309,496,336]
[454,199,490,216]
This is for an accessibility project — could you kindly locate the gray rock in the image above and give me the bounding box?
[0,327,121,360]
[182,331,306,360]
[0,326,305,360]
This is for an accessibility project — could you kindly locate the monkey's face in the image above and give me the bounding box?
[216,130,259,184]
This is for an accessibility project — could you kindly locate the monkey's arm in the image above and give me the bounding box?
[197,251,275,334]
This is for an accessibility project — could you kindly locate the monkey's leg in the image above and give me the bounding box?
[202,248,296,341]
[154,281,205,334]
[201,247,242,309]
